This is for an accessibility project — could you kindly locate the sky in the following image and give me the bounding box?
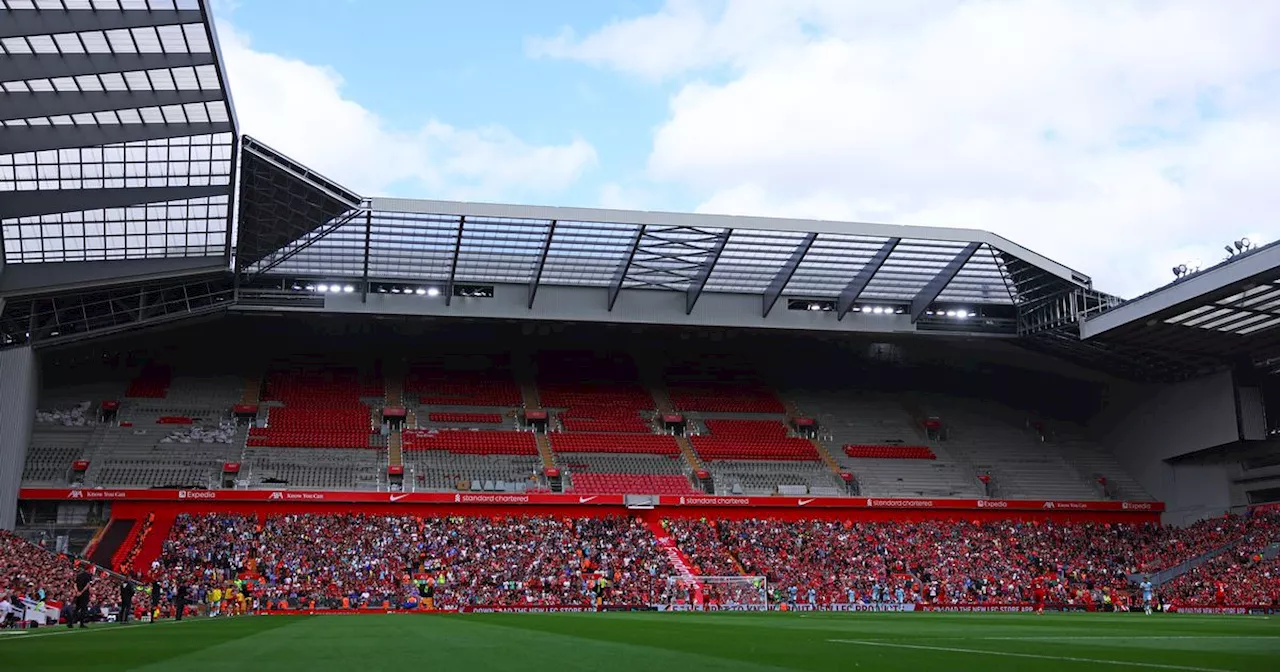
[210,0,1280,299]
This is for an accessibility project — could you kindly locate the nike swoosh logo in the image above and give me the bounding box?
[578,496,597,504]
[798,498,815,506]
[390,494,409,502]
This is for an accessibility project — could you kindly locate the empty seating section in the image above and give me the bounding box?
[403,452,543,492]
[708,460,842,495]
[408,359,520,406]
[559,453,687,475]
[248,407,373,449]
[248,366,378,449]
[570,473,699,495]
[246,447,386,490]
[402,429,538,455]
[843,444,936,459]
[536,352,654,432]
[558,405,653,433]
[692,420,819,461]
[549,433,680,456]
[668,384,785,413]
[125,364,171,398]
[428,412,504,424]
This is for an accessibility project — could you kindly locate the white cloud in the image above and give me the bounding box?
[537,0,1280,297]
[218,23,596,200]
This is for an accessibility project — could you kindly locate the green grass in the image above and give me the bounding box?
[2,612,1278,671]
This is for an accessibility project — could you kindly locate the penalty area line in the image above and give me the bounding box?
[827,639,1237,672]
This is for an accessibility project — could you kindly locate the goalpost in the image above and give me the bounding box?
[697,576,769,610]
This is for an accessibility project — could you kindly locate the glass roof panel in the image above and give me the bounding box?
[0,0,235,265]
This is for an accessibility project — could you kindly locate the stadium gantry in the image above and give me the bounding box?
[0,0,1276,387]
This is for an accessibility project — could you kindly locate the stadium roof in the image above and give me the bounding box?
[234,160,1093,323]
[0,0,237,289]
[1,1,1268,386]
[1079,241,1280,376]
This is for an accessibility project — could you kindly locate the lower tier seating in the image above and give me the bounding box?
[403,452,544,492]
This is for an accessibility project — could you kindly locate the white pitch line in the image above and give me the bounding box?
[828,639,1238,672]
[0,617,204,643]
[978,636,1280,641]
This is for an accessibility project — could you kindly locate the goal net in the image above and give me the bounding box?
[698,576,769,610]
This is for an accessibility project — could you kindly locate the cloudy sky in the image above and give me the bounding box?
[212,0,1279,298]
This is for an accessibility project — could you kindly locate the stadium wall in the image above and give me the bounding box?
[1094,370,1238,524]
[0,346,39,531]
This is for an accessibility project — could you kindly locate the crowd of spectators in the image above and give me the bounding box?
[665,512,1280,607]
[145,513,677,610]
[0,530,122,622]
[6,510,1279,621]
[1162,513,1280,606]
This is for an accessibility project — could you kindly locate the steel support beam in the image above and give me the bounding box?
[444,217,465,307]
[3,53,216,82]
[361,210,373,303]
[910,242,981,322]
[0,9,204,40]
[0,121,233,155]
[251,208,362,278]
[686,229,730,315]
[762,233,816,318]
[1,90,225,123]
[607,225,645,312]
[0,185,227,220]
[527,220,556,309]
[836,238,900,321]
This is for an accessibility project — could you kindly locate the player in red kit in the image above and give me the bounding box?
[1032,576,1047,615]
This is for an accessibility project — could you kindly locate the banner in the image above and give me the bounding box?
[16,488,1164,513]
[20,598,61,625]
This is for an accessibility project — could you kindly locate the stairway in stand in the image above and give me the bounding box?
[643,517,701,589]
[239,372,262,405]
[386,362,405,469]
[128,511,177,579]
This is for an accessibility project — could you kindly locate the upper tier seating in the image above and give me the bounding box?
[558,453,687,475]
[843,444,936,459]
[569,472,700,495]
[263,367,382,407]
[248,407,373,449]
[558,406,653,433]
[550,433,680,456]
[692,420,819,461]
[408,368,521,407]
[402,429,539,455]
[404,452,543,492]
[428,412,504,424]
[125,364,171,398]
[667,384,786,413]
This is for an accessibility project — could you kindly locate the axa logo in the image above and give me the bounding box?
[1043,502,1055,509]
[268,492,283,500]
[68,490,83,499]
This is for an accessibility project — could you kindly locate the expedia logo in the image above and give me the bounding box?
[978,500,1008,508]
[177,490,216,500]
[1122,502,1154,511]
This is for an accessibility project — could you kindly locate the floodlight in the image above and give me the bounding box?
[427,288,441,297]
[1226,245,1237,256]
[872,307,884,314]
[414,288,426,295]
[316,284,329,293]
[343,285,355,293]
[1242,237,1252,249]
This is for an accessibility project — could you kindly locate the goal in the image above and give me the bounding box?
[699,576,769,610]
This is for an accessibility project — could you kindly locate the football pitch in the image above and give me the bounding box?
[2,612,1278,671]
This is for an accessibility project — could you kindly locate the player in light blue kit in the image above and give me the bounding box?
[1140,577,1155,615]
